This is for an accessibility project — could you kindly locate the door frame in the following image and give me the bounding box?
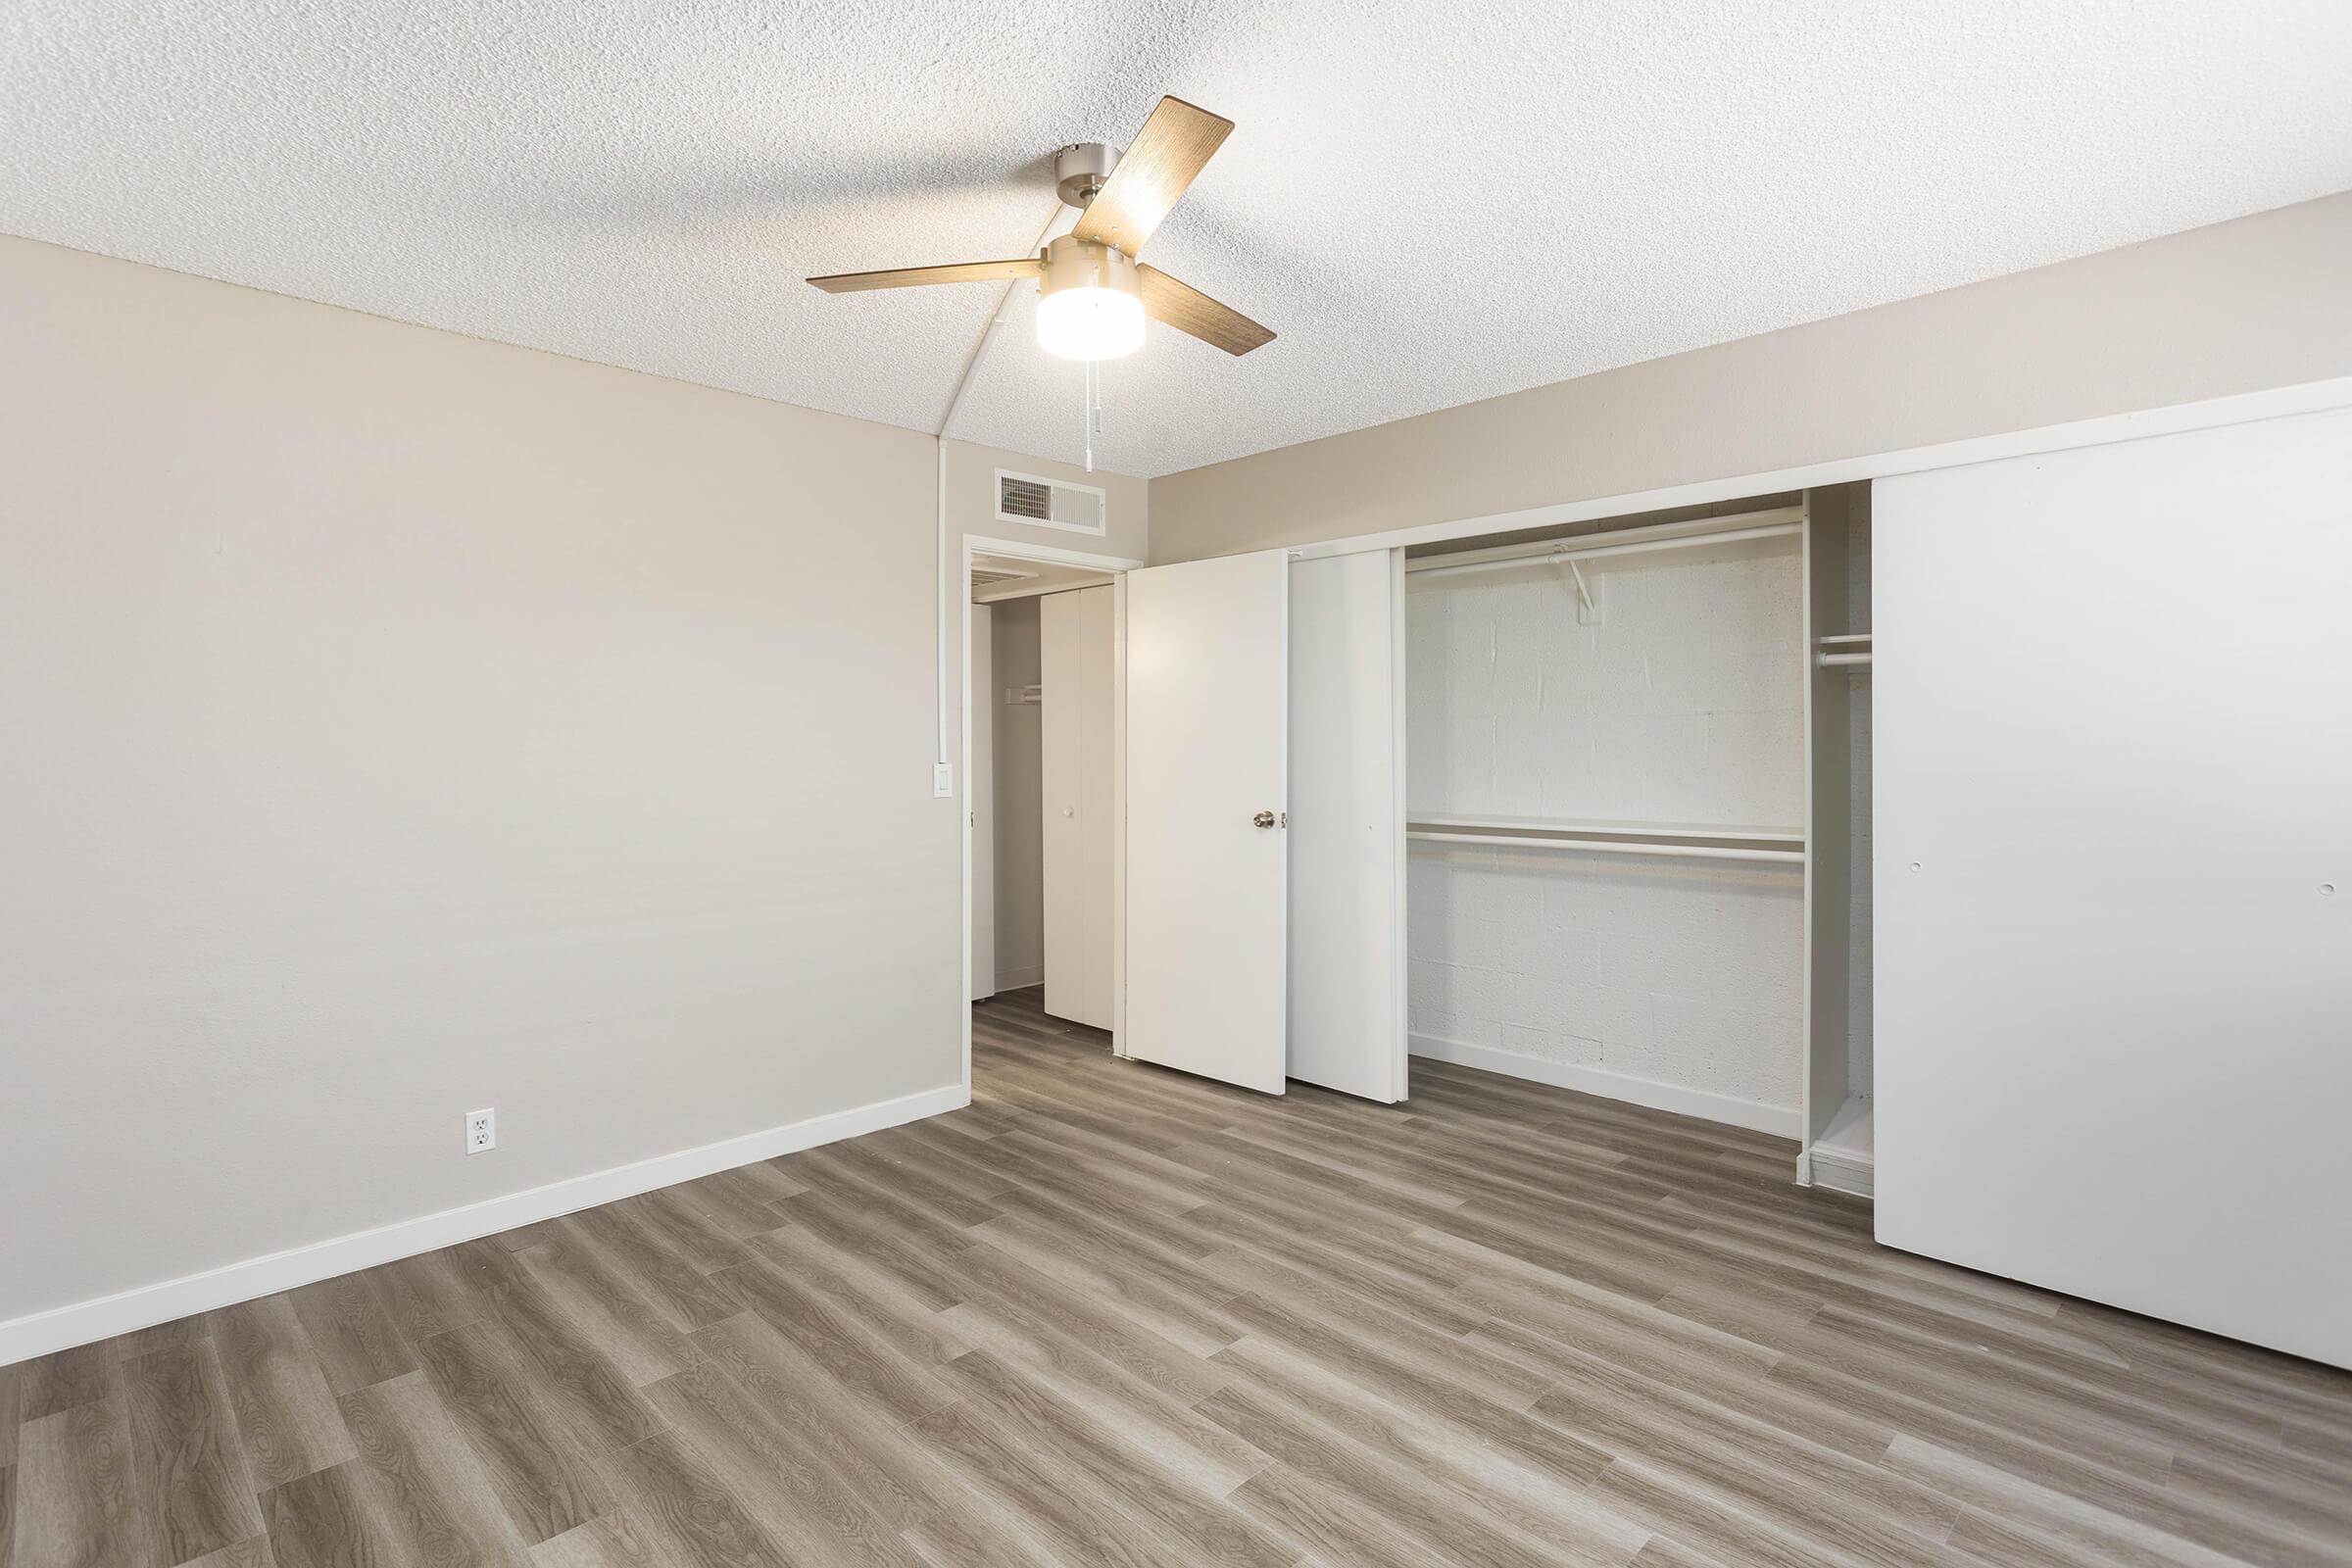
[962,534,1144,1101]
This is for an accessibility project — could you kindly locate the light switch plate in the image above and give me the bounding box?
[932,762,955,798]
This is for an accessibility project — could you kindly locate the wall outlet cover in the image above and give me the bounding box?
[466,1107,496,1154]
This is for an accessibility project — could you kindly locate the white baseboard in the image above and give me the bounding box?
[0,1081,967,1368]
[990,965,1044,992]
[1806,1144,1876,1199]
[1409,1033,1801,1140]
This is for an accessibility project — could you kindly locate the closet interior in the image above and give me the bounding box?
[970,554,1117,1028]
[1398,486,1875,1194]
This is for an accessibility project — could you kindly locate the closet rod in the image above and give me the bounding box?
[1406,829,1806,864]
[1406,518,1801,581]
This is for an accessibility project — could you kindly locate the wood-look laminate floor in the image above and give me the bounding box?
[8,986,2351,1567]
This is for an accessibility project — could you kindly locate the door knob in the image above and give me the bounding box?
[1252,810,1277,829]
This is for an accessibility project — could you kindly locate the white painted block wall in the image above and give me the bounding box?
[1406,537,1805,1126]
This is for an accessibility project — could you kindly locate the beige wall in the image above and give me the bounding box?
[0,234,1140,1337]
[947,440,1147,566]
[1149,193,2352,561]
[987,599,1045,989]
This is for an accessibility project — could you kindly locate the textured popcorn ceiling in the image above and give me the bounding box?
[5,2,2350,477]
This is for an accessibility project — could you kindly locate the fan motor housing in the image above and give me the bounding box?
[1054,142,1119,208]
[1038,234,1140,304]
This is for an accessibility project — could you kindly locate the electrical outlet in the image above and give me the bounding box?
[465,1107,496,1154]
[932,762,955,798]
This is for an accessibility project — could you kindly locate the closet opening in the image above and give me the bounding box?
[1396,484,1874,1194]
[965,543,1130,1086]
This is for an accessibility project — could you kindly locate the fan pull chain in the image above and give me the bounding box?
[1082,358,1097,472]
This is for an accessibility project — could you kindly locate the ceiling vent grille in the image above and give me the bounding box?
[995,469,1107,536]
[970,564,1039,588]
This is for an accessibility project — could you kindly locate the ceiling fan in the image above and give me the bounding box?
[808,96,1274,362]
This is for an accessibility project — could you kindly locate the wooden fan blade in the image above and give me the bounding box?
[808,258,1041,293]
[1138,266,1274,355]
[1072,97,1234,257]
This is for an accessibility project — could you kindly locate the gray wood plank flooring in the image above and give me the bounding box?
[8,984,2350,1566]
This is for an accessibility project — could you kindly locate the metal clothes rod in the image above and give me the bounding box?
[1818,652,1874,667]
[1406,829,1806,864]
[1407,519,1802,582]
[1408,812,1805,843]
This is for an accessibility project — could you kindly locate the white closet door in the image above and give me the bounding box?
[1876,407,2352,1369]
[1288,550,1407,1102]
[1075,587,1116,1026]
[1125,551,1290,1094]
[1042,586,1114,1029]
[970,602,996,1002]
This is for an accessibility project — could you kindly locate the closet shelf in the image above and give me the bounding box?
[1405,814,1807,864]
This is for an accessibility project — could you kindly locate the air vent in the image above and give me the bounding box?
[999,476,1054,520]
[970,564,1039,589]
[995,469,1107,536]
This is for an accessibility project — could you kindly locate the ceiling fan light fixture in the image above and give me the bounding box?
[1035,236,1145,361]
[805,98,1271,359]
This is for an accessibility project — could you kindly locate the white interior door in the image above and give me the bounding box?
[1875,406,2352,1369]
[1125,551,1290,1094]
[1288,550,1407,1102]
[1042,586,1115,1029]
[970,602,995,1002]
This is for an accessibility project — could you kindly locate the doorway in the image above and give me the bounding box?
[960,536,1139,1101]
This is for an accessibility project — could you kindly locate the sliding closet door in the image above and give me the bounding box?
[1125,551,1289,1094]
[1876,407,2352,1368]
[1041,586,1113,1028]
[1288,550,1407,1102]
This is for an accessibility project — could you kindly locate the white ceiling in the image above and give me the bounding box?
[6,2,2349,477]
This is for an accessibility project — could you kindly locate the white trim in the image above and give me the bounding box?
[1808,1144,1875,1200]
[1388,548,1411,1102]
[960,558,974,1097]
[0,1082,966,1368]
[1409,1032,1801,1139]
[1292,376,2352,562]
[994,467,1109,536]
[988,964,1045,992]
[965,535,1143,572]
[1798,496,1820,1188]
